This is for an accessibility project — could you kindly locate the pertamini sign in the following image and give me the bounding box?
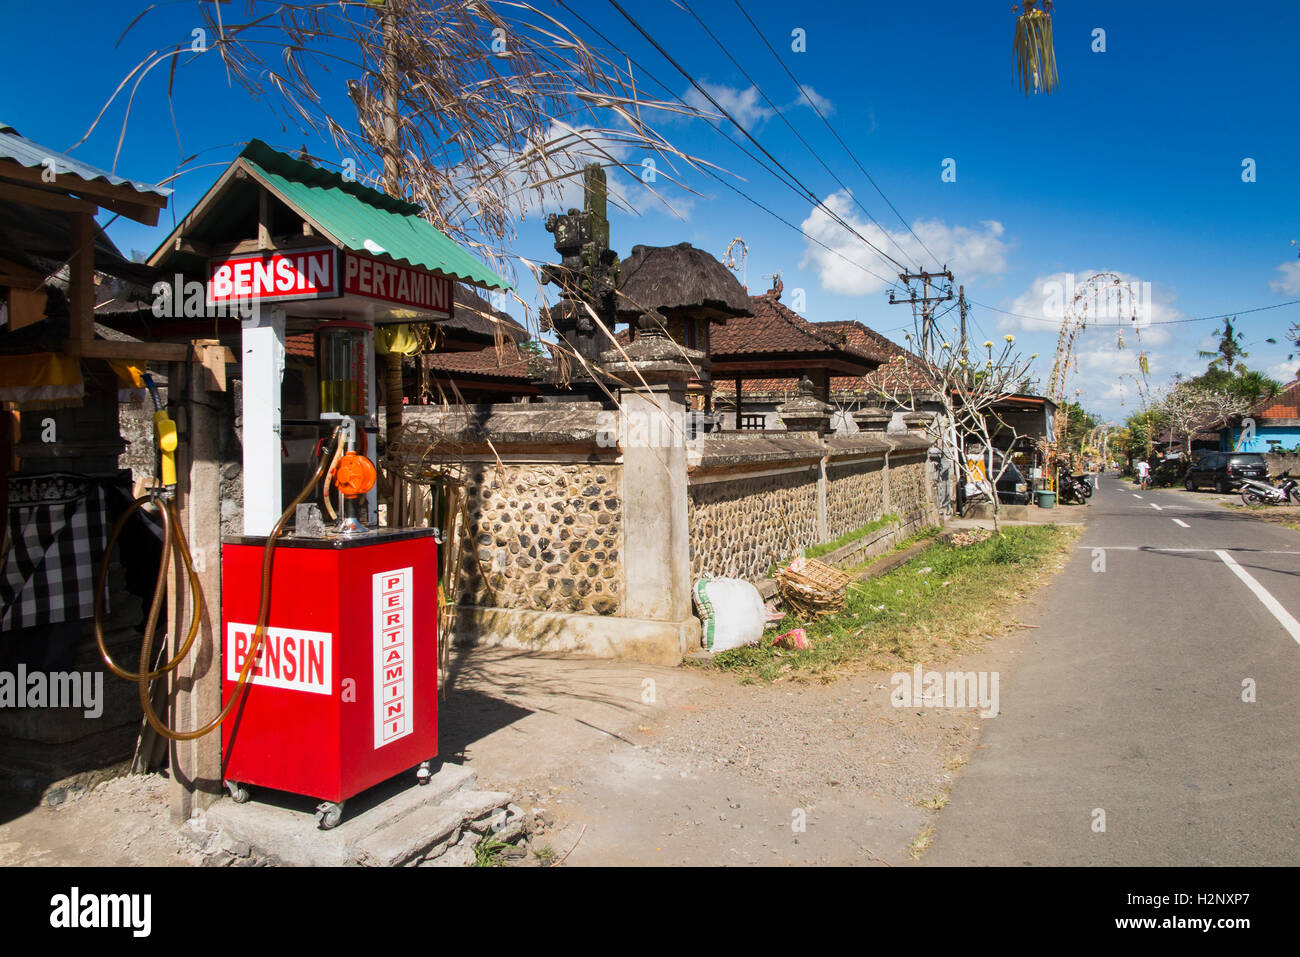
[207,247,451,317]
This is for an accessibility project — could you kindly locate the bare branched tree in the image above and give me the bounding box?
[867,323,1038,531]
[1153,381,1251,457]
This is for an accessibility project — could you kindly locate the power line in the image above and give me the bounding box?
[674,0,922,275]
[552,0,909,297]
[604,0,914,290]
[969,297,1300,327]
[730,0,944,272]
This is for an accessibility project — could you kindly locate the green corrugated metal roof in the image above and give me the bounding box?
[239,139,509,291]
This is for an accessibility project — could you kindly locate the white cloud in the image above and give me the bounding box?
[681,82,837,131]
[997,270,1180,346]
[788,85,833,115]
[682,82,773,130]
[463,120,694,222]
[1269,260,1300,296]
[1267,360,1299,383]
[799,190,1010,295]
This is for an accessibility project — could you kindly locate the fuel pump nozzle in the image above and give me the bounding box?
[325,417,377,536]
[143,373,178,496]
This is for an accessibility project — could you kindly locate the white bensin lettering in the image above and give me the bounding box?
[225,623,332,694]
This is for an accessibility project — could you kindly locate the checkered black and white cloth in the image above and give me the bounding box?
[1,473,110,631]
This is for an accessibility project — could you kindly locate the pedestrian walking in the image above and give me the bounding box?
[1135,459,1151,490]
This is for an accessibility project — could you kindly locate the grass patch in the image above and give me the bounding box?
[532,844,556,865]
[766,514,900,576]
[473,835,509,867]
[908,824,935,860]
[702,525,1078,684]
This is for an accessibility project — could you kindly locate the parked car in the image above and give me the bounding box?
[1183,452,1269,493]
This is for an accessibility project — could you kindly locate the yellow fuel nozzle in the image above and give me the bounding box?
[154,410,178,490]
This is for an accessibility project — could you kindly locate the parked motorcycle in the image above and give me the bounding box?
[1058,469,1093,503]
[1239,472,1300,507]
[1057,469,1091,504]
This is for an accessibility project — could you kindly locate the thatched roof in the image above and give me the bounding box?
[614,242,752,324]
[446,284,529,345]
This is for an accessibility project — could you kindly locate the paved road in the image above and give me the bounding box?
[925,475,1300,865]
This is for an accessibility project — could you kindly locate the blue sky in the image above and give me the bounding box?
[4,0,1299,420]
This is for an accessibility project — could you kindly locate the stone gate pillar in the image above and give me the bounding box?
[601,316,704,657]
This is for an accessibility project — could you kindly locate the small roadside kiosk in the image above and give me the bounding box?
[146,140,509,826]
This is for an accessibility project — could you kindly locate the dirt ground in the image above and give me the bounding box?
[0,542,1074,868]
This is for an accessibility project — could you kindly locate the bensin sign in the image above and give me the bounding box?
[225,623,333,694]
[207,246,340,304]
[373,567,413,749]
[344,251,451,316]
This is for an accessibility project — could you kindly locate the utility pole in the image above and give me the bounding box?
[958,284,968,355]
[377,0,404,521]
[889,268,954,353]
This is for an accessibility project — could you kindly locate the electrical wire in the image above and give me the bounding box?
[730,0,944,272]
[969,296,1300,327]
[552,0,910,297]
[601,0,914,292]
[674,0,922,275]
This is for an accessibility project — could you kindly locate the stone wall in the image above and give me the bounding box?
[456,461,624,617]
[825,456,887,540]
[687,433,938,584]
[1265,452,1300,476]
[688,466,820,581]
[888,452,933,524]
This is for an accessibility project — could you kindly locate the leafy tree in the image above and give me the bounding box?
[1057,400,1100,453]
[1186,366,1281,406]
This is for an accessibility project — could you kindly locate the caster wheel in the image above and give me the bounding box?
[315,801,344,830]
[416,758,443,785]
[225,781,250,804]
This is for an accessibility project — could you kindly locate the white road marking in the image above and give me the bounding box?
[1216,550,1300,646]
[1132,494,1143,499]
[1077,546,1300,554]
[1172,519,1190,528]
[1150,503,1164,511]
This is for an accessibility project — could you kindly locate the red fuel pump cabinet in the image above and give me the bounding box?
[220,528,438,811]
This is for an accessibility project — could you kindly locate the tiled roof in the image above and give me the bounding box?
[1250,378,1300,420]
[709,287,873,359]
[423,340,539,380]
[713,375,883,398]
[819,320,910,365]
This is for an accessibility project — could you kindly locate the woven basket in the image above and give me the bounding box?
[776,558,851,619]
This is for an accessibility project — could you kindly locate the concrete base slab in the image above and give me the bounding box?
[203,762,487,866]
[453,606,698,664]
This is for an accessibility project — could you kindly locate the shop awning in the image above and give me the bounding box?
[150,139,509,292]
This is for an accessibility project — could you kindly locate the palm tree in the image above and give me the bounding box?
[1198,318,1247,372]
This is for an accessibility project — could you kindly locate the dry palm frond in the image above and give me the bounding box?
[1013,3,1059,96]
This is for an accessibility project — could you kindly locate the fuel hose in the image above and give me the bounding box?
[93,425,343,741]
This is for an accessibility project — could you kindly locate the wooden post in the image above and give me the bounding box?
[67,212,95,347]
[165,345,229,820]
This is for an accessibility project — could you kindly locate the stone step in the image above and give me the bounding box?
[203,761,480,867]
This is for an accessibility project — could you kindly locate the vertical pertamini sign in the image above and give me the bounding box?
[373,567,413,748]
